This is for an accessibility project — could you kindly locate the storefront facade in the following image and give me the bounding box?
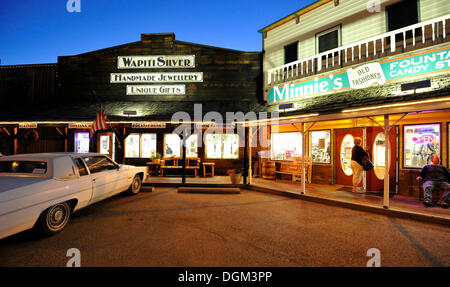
[257,0,450,199]
[0,33,263,177]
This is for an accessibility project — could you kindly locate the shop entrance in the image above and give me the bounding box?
[365,126,397,193]
[334,128,364,186]
[97,132,115,160]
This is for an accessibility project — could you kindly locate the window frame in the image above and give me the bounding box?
[270,131,303,161]
[74,132,90,153]
[315,24,341,55]
[125,133,157,159]
[163,133,182,158]
[402,123,442,169]
[309,130,331,164]
[284,41,298,65]
[386,0,420,32]
[82,155,118,174]
[205,133,240,159]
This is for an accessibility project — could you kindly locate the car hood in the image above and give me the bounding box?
[0,177,48,193]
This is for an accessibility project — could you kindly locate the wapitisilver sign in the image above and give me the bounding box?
[265,45,450,105]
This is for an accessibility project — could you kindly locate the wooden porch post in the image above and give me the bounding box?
[383,114,390,209]
[182,128,187,184]
[13,128,17,155]
[248,126,252,185]
[302,123,306,195]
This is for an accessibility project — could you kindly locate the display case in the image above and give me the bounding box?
[403,123,440,168]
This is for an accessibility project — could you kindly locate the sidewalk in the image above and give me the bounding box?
[250,178,450,226]
[143,176,450,226]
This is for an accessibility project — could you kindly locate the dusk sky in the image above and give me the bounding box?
[0,0,316,65]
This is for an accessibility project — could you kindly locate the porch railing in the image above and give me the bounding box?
[266,14,449,86]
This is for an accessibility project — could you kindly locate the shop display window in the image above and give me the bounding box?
[186,134,198,157]
[340,134,354,176]
[99,135,110,155]
[74,132,90,153]
[309,130,331,163]
[125,134,140,158]
[141,134,157,158]
[205,134,239,159]
[270,132,302,161]
[164,134,181,157]
[404,124,440,168]
[125,133,157,158]
[373,133,390,180]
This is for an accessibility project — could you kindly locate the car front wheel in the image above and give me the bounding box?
[36,201,72,236]
[127,174,142,195]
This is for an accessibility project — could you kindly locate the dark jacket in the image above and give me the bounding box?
[418,164,450,182]
[351,145,368,165]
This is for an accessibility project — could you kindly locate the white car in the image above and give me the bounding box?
[0,153,147,239]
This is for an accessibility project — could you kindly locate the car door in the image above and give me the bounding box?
[82,155,126,204]
[71,157,94,210]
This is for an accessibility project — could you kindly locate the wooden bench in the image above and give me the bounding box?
[275,157,312,183]
[160,157,200,176]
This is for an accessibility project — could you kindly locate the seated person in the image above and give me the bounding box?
[416,155,450,208]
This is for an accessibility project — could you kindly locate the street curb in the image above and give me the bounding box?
[248,185,450,227]
[178,187,241,194]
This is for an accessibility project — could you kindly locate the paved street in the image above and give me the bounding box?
[0,188,449,267]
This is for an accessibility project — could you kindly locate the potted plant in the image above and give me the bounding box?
[151,152,162,163]
[227,168,242,185]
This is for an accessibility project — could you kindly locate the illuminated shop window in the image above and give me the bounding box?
[141,134,157,158]
[373,133,390,180]
[125,134,140,158]
[271,132,302,161]
[340,134,354,176]
[309,130,331,164]
[99,135,110,155]
[125,133,157,158]
[186,134,198,157]
[404,124,440,168]
[74,132,90,153]
[205,134,239,159]
[164,134,181,157]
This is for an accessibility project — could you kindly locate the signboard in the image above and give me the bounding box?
[19,123,38,129]
[131,122,166,129]
[117,55,195,69]
[111,72,203,83]
[265,46,450,105]
[69,123,92,129]
[126,85,185,95]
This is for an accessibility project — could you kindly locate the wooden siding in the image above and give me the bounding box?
[58,33,262,104]
[263,0,449,72]
[0,65,57,105]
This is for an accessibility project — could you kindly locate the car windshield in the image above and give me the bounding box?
[0,161,48,174]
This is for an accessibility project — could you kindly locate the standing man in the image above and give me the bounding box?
[416,155,450,208]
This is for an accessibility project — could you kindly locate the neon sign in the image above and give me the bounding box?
[412,134,435,143]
